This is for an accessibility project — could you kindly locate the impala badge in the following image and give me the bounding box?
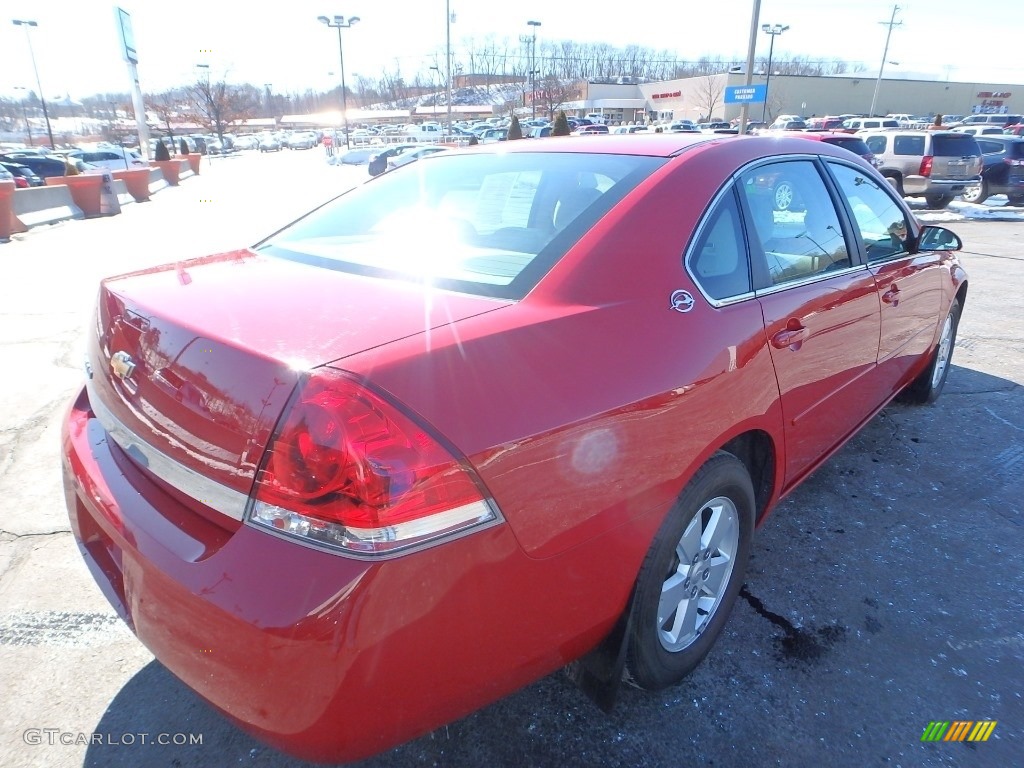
[110,351,137,380]
[670,290,695,313]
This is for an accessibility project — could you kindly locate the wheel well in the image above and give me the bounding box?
[955,281,968,312]
[720,430,775,525]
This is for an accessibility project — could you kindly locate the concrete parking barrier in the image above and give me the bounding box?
[11,184,84,229]
[148,168,169,195]
[46,175,119,218]
[112,168,151,203]
[153,160,184,186]
[111,179,135,208]
[0,180,28,241]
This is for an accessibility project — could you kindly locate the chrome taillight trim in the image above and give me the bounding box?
[87,379,249,521]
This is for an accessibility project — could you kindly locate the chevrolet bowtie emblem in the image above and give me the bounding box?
[110,351,137,380]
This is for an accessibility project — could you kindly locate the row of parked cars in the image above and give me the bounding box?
[0,144,148,187]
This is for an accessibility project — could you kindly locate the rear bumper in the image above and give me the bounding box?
[61,384,588,763]
[902,175,980,196]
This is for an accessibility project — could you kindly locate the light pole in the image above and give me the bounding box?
[12,19,55,149]
[527,20,541,120]
[760,23,788,123]
[14,86,32,146]
[869,5,902,117]
[430,65,441,117]
[318,14,360,150]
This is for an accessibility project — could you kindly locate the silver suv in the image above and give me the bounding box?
[860,130,982,208]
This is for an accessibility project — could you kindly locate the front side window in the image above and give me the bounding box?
[258,152,662,299]
[828,162,910,262]
[740,161,851,287]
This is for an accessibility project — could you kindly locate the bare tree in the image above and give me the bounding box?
[536,75,581,121]
[694,75,726,121]
[146,89,188,152]
[185,78,260,143]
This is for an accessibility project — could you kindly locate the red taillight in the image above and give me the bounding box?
[249,369,498,555]
[919,156,934,177]
[14,177,28,188]
[1005,158,1024,167]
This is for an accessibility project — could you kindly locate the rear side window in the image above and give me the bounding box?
[687,190,751,301]
[931,135,981,157]
[865,135,888,154]
[976,139,1005,155]
[893,136,925,155]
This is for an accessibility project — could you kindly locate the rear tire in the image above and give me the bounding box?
[961,179,988,205]
[1008,194,1024,207]
[626,452,755,690]
[925,194,955,209]
[901,297,961,405]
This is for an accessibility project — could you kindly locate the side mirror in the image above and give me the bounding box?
[917,225,962,252]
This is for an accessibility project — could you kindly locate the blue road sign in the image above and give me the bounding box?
[725,85,767,104]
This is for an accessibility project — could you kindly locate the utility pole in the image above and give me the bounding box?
[869,4,902,117]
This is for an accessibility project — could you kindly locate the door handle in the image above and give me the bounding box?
[771,325,809,349]
[882,286,900,305]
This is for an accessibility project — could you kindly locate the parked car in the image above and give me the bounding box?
[842,117,900,132]
[767,119,808,131]
[572,124,610,135]
[287,132,319,150]
[528,125,554,139]
[64,147,147,171]
[961,136,1024,205]
[233,135,260,150]
[860,129,983,208]
[386,145,449,171]
[0,160,44,187]
[63,134,967,764]
[805,116,846,131]
[0,153,87,179]
[478,127,508,143]
[612,125,650,134]
[951,125,1008,137]
[257,134,282,152]
[367,143,420,176]
[952,113,1022,129]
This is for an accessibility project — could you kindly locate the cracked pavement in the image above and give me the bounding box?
[0,154,1021,767]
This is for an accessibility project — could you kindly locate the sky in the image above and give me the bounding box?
[2,0,1024,101]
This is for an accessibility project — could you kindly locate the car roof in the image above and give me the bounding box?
[452,134,873,167]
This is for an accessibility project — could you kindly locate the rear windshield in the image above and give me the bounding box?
[821,136,871,156]
[257,151,663,299]
[931,134,981,157]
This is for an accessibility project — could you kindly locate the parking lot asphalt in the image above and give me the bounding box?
[0,152,1020,768]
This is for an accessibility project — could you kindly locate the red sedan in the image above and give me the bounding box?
[62,135,967,763]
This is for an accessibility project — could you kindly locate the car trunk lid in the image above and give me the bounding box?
[930,134,983,179]
[86,249,510,524]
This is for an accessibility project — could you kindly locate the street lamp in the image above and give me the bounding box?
[760,23,788,123]
[527,20,541,120]
[317,14,360,150]
[12,19,55,149]
[13,86,32,146]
